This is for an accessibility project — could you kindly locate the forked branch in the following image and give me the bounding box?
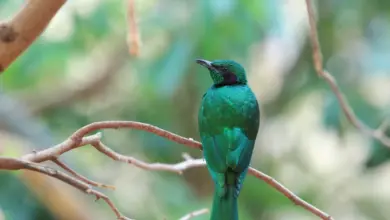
[0,120,332,220]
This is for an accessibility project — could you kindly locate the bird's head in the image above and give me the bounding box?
[196,59,247,87]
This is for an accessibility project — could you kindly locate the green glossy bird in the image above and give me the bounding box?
[196,59,260,220]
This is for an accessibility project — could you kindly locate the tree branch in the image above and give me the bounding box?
[127,0,140,56]
[0,0,339,219]
[248,168,332,220]
[68,121,202,149]
[179,208,209,220]
[52,158,116,189]
[91,142,205,175]
[21,133,102,162]
[0,120,333,219]
[304,0,390,147]
[0,157,131,220]
[0,0,66,72]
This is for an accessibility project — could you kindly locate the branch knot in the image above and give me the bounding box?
[0,23,18,43]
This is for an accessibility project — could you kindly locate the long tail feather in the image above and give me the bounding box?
[210,185,238,220]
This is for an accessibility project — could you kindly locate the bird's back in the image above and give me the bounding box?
[198,84,260,179]
[198,85,260,140]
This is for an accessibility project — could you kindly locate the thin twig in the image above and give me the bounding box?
[374,118,390,138]
[248,168,333,220]
[21,133,102,162]
[94,148,332,220]
[69,121,202,149]
[0,157,131,220]
[89,190,133,220]
[127,0,140,56]
[179,208,209,220]
[304,0,390,147]
[52,158,116,189]
[69,121,333,219]
[91,141,205,175]
[1,120,332,219]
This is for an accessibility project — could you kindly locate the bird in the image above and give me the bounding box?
[196,59,260,220]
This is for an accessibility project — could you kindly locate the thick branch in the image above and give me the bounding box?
[305,0,390,147]
[0,0,66,72]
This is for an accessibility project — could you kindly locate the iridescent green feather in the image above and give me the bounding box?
[197,59,260,220]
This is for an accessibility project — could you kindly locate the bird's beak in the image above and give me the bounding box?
[196,59,213,69]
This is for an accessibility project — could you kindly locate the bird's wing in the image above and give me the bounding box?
[200,134,227,176]
[201,128,255,197]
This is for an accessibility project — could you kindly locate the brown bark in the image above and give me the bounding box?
[0,0,66,72]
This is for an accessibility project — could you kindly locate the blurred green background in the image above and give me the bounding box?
[1,0,390,219]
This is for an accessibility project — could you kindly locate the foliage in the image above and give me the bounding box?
[1,0,390,219]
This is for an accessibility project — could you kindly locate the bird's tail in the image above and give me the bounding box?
[210,185,238,220]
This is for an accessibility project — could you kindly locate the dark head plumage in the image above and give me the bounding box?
[196,59,247,86]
